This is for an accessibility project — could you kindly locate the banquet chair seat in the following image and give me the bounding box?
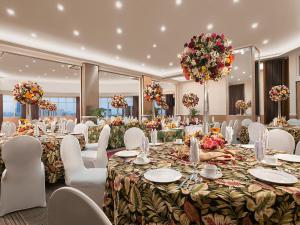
[295,141,300,155]
[82,125,111,168]
[0,135,46,216]
[248,122,267,144]
[48,187,112,225]
[60,135,107,207]
[241,118,252,127]
[267,129,295,154]
[124,127,145,150]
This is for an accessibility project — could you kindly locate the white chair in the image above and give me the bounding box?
[241,118,253,127]
[220,121,227,137]
[50,121,57,133]
[124,127,145,150]
[248,122,267,144]
[85,120,96,127]
[37,122,46,133]
[228,120,234,127]
[73,123,89,143]
[66,120,76,133]
[60,135,107,207]
[0,136,46,216]
[81,125,111,168]
[1,122,8,134]
[295,141,300,155]
[287,119,300,126]
[48,187,112,225]
[267,129,295,154]
[185,125,202,135]
[5,122,16,137]
[232,120,241,144]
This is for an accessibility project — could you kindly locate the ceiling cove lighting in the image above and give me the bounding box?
[207,23,213,30]
[115,56,120,60]
[81,46,86,50]
[31,33,37,38]
[73,30,80,36]
[251,22,258,29]
[234,66,238,70]
[57,3,64,11]
[6,8,15,16]
[169,62,173,66]
[116,44,122,50]
[175,0,182,6]
[233,0,239,3]
[263,39,269,44]
[152,44,157,48]
[115,1,123,9]
[160,25,166,32]
[116,27,122,34]
[146,54,151,59]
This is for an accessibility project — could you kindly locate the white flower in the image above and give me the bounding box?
[191,60,196,66]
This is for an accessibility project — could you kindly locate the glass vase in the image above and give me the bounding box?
[277,100,281,118]
[203,81,209,134]
[152,103,155,119]
[26,104,32,120]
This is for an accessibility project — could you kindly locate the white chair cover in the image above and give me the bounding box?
[295,141,300,155]
[50,121,57,133]
[1,122,8,134]
[82,125,111,168]
[85,120,96,127]
[60,135,107,207]
[248,122,267,144]
[267,129,295,154]
[66,120,75,133]
[232,120,241,144]
[220,121,227,137]
[6,122,16,137]
[48,187,112,225]
[287,119,300,126]
[37,122,47,133]
[73,123,89,143]
[241,118,253,127]
[124,127,145,150]
[228,120,234,127]
[185,125,202,135]
[0,135,46,216]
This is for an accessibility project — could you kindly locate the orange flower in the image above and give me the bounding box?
[210,127,220,133]
[25,91,33,99]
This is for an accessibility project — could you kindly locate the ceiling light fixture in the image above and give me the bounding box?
[233,0,239,3]
[237,78,241,81]
[32,59,36,63]
[175,0,182,5]
[234,66,238,70]
[115,1,123,9]
[169,62,173,66]
[116,44,122,50]
[251,22,258,29]
[116,27,122,34]
[25,65,29,68]
[146,54,151,59]
[160,25,166,32]
[115,56,120,60]
[57,3,64,11]
[152,44,157,48]
[230,76,234,79]
[52,69,56,72]
[207,23,213,30]
[6,8,15,16]
[81,46,85,50]
[18,69,22,72]
[263,39,269,44]
[31,33,37,38]
[73,30,80,36]
[242,71,246,74]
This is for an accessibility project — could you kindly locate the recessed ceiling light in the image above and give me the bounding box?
[233,0,239,3]
[81,46,85,50]
[115,1,123,9]
[249,75,252,78]
[146,54,151,59]
[234,66,238,70]
[57,3,64,11]
[31,33,37,38]
[115,56,120,60]
[230,76,234,79]
[242,71,246,74]
[237,78,241,81]
[152,44,157,48]
[6,8,15,16]
[251,22,258,29]
[116,44,122,50]
[141,63,145,67]
[160,25,166,32]
[207,23,213,30]
[262,39,269,44]
[240,49,244,55]
[25,65,29,68]
[177,54,181,58]
[169,62,173,66]
[73,30,80,36]
[18,69,22,72]
[32,59,36,63]
[52,69,56,72]
[116,28,122,34]
[175,0,182,5]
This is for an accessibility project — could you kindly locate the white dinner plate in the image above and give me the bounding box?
[249,168,298,184]
[240,144,254,149]
[114,150,139,158]
[275,154,300,163]
[261,159,281,167]
[149,143,163,146]
[144,168,182,183]
[133,158,150,165]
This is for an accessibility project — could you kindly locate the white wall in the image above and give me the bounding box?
[289,49,300,116]
[178,79,227,115]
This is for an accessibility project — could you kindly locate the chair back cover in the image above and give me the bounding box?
[295,141,300,155]
[7,122,17,137]
[60,135,85,185]
[0,135,46,216]
[248,122,267,144]
[228,120,234,127]
[95,125,111,167]
[185,125,202,135]
[1,122,8,134]
[220,121,227,137]
[267,129,295,154]
[66,120,76,133]
[124,127,145,150]
[85,120,96,127]
[241,118,253,127]
[73,123,88,143]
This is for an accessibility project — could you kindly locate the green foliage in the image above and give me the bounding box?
[90,108,106,118]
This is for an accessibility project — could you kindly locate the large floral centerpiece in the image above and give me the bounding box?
[269,117,288,127]
[200,132,226,151]
[180,33,234,133]
[110,117,124,126]
[48,102,57,111]
[144,118,162,130]
[111,95,128,116]
[38,99,57,117]
[182,93,199,117]
[16,123,35,136]
[269,85,290,120]
[235,100,251,115]
[144,82,163,118]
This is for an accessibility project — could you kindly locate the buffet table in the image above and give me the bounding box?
[0,133,86,184]
[104,143,300,225]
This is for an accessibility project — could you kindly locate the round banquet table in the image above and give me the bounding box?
[104,143,300,225]
[0,133,85,184]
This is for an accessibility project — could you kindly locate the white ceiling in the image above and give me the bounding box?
[0,0,300,77]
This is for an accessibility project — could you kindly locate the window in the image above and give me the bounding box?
[99,97,133,117]
[3,95,21,118]
[43,97,76,116]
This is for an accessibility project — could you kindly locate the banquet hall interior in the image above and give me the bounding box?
[0,0,300,224]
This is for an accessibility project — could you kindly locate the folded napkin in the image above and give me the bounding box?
[199,150,233,161]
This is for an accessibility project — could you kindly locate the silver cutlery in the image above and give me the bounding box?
[177,175,192,189]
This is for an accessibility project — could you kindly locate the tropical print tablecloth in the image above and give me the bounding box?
[104,143,300,225]
[240,126,300,144]
[0,133,85,183]
[88,125,185,149]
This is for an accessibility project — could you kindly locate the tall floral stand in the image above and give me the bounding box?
[152,103,156,119]
[25,104,32,120]
[203,82,209,134]
[277,100,281,118]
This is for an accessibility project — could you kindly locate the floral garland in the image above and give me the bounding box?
[182,93,199,109]
[12,81,44,104]
[111,95,128,109]
[144,82,162,102]
[269,85,290,102]
[235,100,251,110]
[180,33,234,84]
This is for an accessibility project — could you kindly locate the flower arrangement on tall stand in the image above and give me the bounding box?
[111,95,128,116]
[180,33,234,134]
[157,96,169,115]
[235,100,251,115]
[144,82,162,119]
[269,85,290,119]
[182,93,199,118]
[38,99,57,117]
[12,81,44,120]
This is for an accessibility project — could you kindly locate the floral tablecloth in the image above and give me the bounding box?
[0,133,85,184]
[104,143,300,225]
[88,125,185,149]
[239,126,300,145]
